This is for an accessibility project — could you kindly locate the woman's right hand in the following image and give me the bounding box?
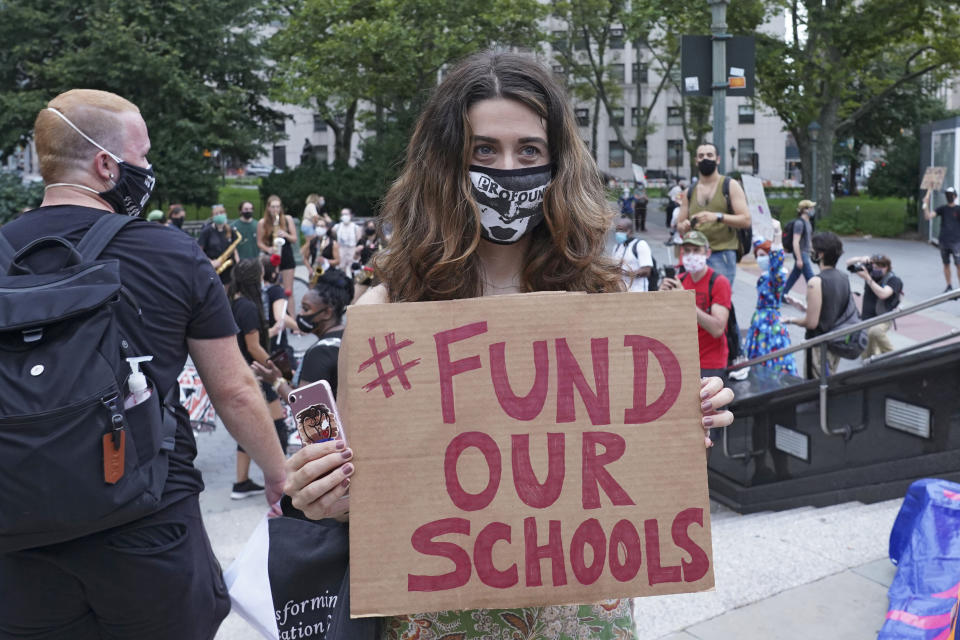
[284,440,353,521]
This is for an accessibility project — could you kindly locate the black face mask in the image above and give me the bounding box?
[296,310,328,333]
[98,161,156,217]
[697,159,717,176]
[43,107,155,217]
[365,227,376,236]
[870,268,884,281]
[948,194,957,204]
[240,211,254,220]
[811,253,822,264]
[170,216,184,228]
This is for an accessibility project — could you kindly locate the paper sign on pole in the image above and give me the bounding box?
[921,167,947,191]
[341,291,714,618]
[632,164,647,186]
[741,174,773,245]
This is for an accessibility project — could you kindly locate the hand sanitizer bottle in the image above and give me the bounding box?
[124,355,154,410]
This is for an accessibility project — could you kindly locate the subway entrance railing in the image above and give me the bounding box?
[709,288,960,513]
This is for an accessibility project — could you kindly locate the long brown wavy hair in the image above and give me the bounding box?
[375,51,622,302]
[262,194,287,240]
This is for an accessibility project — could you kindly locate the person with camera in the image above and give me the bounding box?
[923,186,960,292]
[659,230,732,380]
[844,253,902,358]
[783,231,848,378]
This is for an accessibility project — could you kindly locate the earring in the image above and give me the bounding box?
[109,173,115,179]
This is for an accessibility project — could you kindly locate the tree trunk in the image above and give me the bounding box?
[591,94,600,160]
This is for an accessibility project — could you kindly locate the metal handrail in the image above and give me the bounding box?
[719,286,960,449]
[728,287,960,371]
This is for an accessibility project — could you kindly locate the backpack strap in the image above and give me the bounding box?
[76,214,137,261]
[0,230,16,273]
[722,176,732,214]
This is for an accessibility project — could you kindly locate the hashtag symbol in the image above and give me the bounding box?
[358,333,421,398]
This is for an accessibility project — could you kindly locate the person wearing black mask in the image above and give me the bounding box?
[676,143,752,286]
[166,203,186,229]
[233,201,260,260]
[844,253,902,358]
[254,269,354,401]
[923,186,960,292]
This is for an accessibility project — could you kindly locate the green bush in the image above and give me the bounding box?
[768,196,908,237]
[0,173,44,224]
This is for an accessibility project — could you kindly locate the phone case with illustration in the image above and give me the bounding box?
[287,380,346,446]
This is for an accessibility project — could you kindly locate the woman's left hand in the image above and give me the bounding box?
[252,360,281,385]
[700,376,734,448]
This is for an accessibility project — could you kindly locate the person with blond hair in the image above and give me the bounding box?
[0,89,286,639]
[257,194,297,296]
[282,51,735,640]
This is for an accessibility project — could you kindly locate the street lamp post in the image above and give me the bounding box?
[808,121,821,203]
[708,0,730,174]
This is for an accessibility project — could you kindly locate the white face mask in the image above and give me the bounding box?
[756,255,770,271]
[682,252,708,274]
[340,214,351,224]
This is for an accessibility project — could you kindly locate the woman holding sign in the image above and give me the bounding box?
[283,51,735,639]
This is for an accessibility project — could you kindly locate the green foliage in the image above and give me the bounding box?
[0,0,281,207]
[260,125,409,220]
[866,136,922,201]
[755,0,960,213]
[0,174,44,223]
[269,0,546,164]
[769,196,908,237]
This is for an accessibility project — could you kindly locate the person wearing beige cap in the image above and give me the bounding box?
[783,198,816,297]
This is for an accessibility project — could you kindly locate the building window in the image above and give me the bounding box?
[273,118,285,134]
[610,107,624,127]
[667,106,683,126]
[552,64,566,80]
[575,108,590,127]
[313,115,327,132]
[667,139,684,168]
[573,33,588,50]
[313,145,328,163]
[610,63,625,83]
[738,104,755,124]
[631,107,639,127]
[551,30,568,52]
[272,145,287,170]
[631,62,648,84]
[738,138,755,166]
[609,27,624,49]
[609,141,625,168]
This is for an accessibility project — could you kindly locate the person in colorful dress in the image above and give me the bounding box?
[282,51,737,640]
[743,219,798,375]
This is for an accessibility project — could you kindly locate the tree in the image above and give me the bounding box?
[550,0,765,169]
[268,0,546,167]
[755,0,960,216]
[0,0,282,206]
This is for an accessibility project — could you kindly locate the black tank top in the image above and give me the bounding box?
[807,268,849,338]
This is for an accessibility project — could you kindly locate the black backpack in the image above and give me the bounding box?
[0,215,177,552]
[687,176,752,262]
[680,270,741,364]
[782,217,804,255]
[620,238,659,291]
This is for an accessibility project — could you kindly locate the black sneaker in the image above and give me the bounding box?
[946,284,954,293]
[230,479,265,500]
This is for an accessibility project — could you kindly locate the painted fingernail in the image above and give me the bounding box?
[340,478,351,489]
[701,400,712,412]
[335,440,345,450]
[342,463,354,476]
[700,388,710,399]
[341,449,353,460]
[703,416,714,427]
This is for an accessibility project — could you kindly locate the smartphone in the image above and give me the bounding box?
[663,265,676,279]
[268,348,294,381]
[287,380,347,446]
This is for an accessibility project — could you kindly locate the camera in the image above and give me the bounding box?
[847,261,871,273]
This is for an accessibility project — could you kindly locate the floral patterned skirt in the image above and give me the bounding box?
[744,307,798,375]
[381,601,636,640]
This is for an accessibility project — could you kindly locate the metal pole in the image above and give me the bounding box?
[808,121,821,202]
[708,0,730,174]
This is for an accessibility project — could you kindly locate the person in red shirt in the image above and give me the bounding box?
[659,230,732,379]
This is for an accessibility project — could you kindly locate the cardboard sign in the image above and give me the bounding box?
[922,167,947,191]
[341,291,714,618]
[741,174,773,244]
